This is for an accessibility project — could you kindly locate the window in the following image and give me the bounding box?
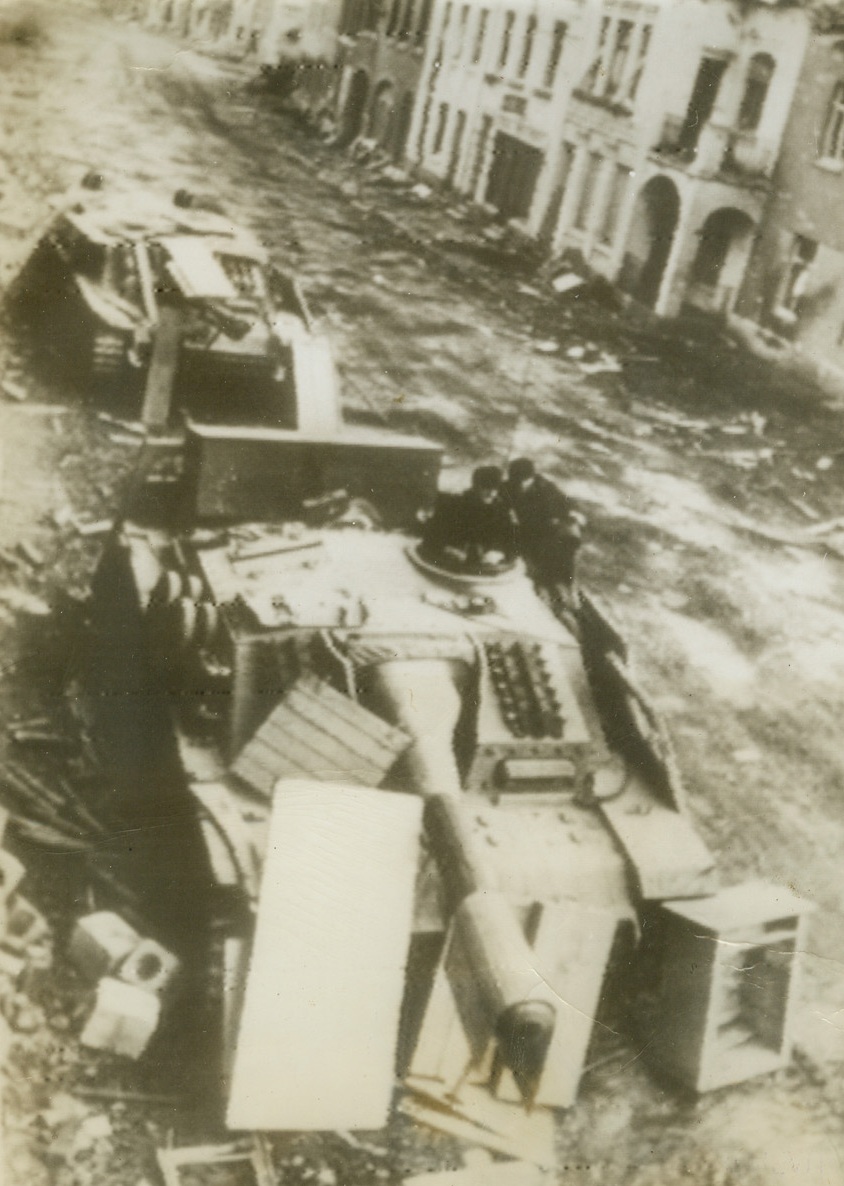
[600,163,629,243]
[386,0,401,37]
[821,81,844,161]
[543,20,567,89]
[415,0,432,45]
[433,102,450,154]
[454,4,468,57]
[518,15,536,79]
[583,17,609,93]
[398,0,415,41]
[738,53,774,132]
[574,151,602,230]
[436,1,452,61]
[605,20,632,98]
[627,23,651,102]
[779,235,816,314]
[472,8,487,63]
[677,56,728,153]
[499,10,515,70]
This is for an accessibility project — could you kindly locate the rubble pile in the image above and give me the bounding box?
[0,813,51,1029]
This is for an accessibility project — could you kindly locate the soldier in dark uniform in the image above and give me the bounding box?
[421,465,516,572]
[504,458,584,591]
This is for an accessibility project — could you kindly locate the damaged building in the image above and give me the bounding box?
[406,0,585,230]
[734,23,844,394]
[533,0,808,317]
[332,0,434,154]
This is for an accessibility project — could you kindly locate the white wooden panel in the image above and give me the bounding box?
[226,781,421,1131]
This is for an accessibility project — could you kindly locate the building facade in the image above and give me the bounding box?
[735,28,844,385]
[407,0,588,238]
[547,0,809,317]
[332,0,434,156]
[406,0,809,319]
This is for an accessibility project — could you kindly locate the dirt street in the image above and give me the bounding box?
[0,4,842,1185]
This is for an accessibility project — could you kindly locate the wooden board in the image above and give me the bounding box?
[600,777,718,901]
[288,332,342,435]
[400,1085,555,1168]
[231,676,409,798]
[410,901,620,1110]
[226,781,422,1131]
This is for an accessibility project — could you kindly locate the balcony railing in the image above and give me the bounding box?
[652,115,776,183]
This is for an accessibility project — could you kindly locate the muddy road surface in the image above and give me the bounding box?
[0,5,842,1185]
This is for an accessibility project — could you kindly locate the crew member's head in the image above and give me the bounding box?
[471,465,503,504]
[507,457,535,491]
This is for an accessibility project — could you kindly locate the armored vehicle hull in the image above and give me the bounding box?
[10,185,331,427]
[81,423,810,1134]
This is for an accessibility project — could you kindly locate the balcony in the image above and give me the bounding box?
[652,115,776,185]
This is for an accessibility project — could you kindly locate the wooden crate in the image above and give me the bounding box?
[640,881,813,1093]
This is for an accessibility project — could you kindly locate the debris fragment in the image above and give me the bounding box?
[2,378,28,402]
[2,897,49,955]
[400,1085,556,1167]
[156,1137,276,1186]
[73,518,113,537]
[79,976,161,1059]
[550,271,586,296]
[532,340,559,354]
[107,432,145,448]
[16,540,45,569]
[68,912,141,981]
[578,354,622,376]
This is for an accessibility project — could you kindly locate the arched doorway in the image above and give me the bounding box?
[391,90,415,163]
[339,69,370,146]
[369,80,396,150]
[688,207,755,312]
[622,175,681,309]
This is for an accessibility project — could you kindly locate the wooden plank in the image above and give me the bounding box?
[400,1086,555,1168]
[236,727,325,779]
[253,719,352,779]
[235,733,309,779]
[230,755,276,799]
[410,902,620,1110]
[292,682,402,763]
[600,779,718,901]
[226,782,422,1131]
[288,332,342,436]
[141,305,184,428]
[306,678,406,747]
[232,678,408,792]
[262,710,382,779]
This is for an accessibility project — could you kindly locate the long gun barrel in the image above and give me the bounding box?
[366,658,555,1108]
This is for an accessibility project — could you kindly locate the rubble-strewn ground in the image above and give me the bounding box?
[0,3,842,1184]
